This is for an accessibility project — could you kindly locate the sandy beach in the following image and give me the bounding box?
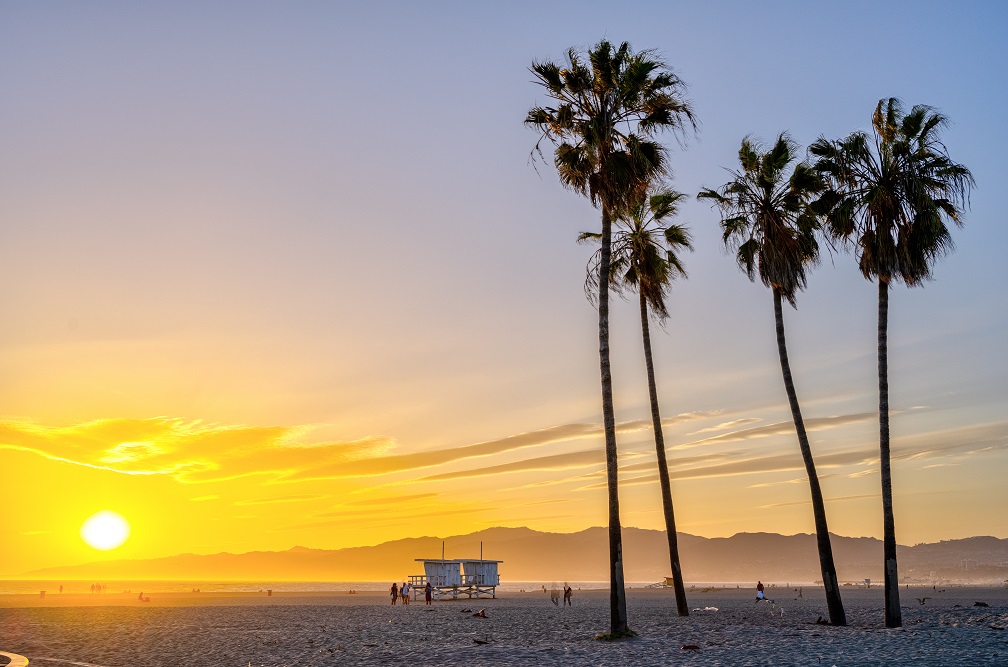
[1,585,1006,666]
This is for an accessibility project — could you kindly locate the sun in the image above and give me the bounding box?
[80,510,131,550]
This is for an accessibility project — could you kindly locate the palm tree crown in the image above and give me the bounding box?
[809,98,974,285]
[699,133,823,305]
[580,187,693,317]
[526,40,696,214]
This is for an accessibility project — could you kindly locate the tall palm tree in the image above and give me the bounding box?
[810,99,974,628]
[699,133,847,626]
[580,186,694,617]
[526,40,696,637]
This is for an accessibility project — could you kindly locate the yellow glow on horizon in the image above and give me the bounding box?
[81,510,131,551]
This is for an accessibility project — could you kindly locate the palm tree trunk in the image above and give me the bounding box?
[639,291,689,617]
[599,205,628,635]
[878,277,902,628]
[773,289,846,625]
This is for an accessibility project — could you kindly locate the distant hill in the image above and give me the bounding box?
[19,527,1008,584]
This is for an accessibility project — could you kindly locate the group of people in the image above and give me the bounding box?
[549,584,574,606]
[390,581,411,605]
[391,581,434,605]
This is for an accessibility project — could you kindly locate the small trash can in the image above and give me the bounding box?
[267,589,272,597]
[40,590,46,599]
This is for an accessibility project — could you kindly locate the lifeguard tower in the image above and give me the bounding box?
[409,551,502,600]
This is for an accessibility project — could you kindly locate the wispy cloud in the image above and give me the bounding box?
[5,414,999,505]
[687,418,762,436]
[0,414,709,486]
[0,417,390,483]
[282,413,711,481]
[674,413,878,449]
[757,493,879,509]
[416,449,628,483]
[341,493,439,507]
[748,474,839,489]
[234,494,329,506]
[575,420,1008,489]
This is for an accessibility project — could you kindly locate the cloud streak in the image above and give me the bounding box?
[574,420,1008,490]
[674,413,878,450]
[0,413,711,486]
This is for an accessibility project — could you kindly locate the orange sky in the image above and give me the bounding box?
[2,3,1006,576]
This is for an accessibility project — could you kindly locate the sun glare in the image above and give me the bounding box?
[80,510,131,550]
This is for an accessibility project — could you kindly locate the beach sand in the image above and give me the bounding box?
[1,585,1006,665]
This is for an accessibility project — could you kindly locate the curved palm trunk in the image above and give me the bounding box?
[599,206,629,635]
[639,291,689,616]
[878,277,902,628]
[773,289,847,625]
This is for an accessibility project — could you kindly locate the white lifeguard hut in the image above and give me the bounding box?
[409,542,502,600]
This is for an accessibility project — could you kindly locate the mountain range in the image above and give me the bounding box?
[20,527,1008,584]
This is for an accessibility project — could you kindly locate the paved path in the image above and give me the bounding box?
[0,651,29,666]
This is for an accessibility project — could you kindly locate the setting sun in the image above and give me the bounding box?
[80,511,131,551]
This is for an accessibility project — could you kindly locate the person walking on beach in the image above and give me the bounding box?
[401,581,409,605]
[424,581,433,605]
[756,581,765,600]
[563,584,572,607]
[390,582,398,606]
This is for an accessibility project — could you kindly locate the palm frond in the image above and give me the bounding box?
[813,97,973,285]
[701,133,822,304]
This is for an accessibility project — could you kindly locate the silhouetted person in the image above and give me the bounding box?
[564,585,572,607]
[424,581,433,605]
[390,582,398,605]
[756,581,765,601]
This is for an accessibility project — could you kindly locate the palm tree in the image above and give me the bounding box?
[810,99,974,628]
[698,133,847,626]
[526,40,696,637]
[580,185,694,617]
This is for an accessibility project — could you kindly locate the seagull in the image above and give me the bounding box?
[916,597,930,605]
